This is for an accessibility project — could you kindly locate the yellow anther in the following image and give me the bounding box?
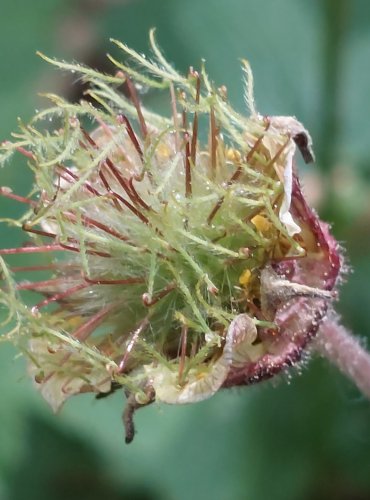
[251,214,271,233]
[239,268,252,286]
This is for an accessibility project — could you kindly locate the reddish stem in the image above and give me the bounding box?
[190,70,201,167]
[264,136,290,169]
[104,155,149,212]
[98,168,149,225]
[142,282,176,307]
[61,211,129,242]
[0,245,65,255]
[56,165,102,197]
[16,277,67,291]
[117,114,144,162]
[58,242,111,258]
[97,167,123,212]
[316,313,370,399]
[22,224,56,239]
[10,263,76,273]
[124,77,148,138]
[128,177,150,210]
[73,303,118,341]
[209,107,218,177]
[207,128,268,225]
[31,282,90,314]
[16,147,35,160]
[83,275,144,286]
[184,132,192,198]
[0,187,36,206]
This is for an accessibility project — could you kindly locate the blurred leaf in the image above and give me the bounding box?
[7,412,157,500]
[1,1,370,499]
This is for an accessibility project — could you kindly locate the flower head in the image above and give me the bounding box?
[0,31,340,442]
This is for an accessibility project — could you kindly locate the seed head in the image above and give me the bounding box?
[0,31,340,442]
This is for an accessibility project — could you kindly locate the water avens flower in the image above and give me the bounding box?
[1,31,369,443]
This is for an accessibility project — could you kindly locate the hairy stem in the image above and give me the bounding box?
[316,313,370,399]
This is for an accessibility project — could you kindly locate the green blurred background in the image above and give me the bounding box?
[1,1,370,499]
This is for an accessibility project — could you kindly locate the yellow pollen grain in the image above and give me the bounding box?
[239,268,252,286]
[251,214,271,233]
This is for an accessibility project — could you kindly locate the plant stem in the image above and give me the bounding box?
[315,313,370,398]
